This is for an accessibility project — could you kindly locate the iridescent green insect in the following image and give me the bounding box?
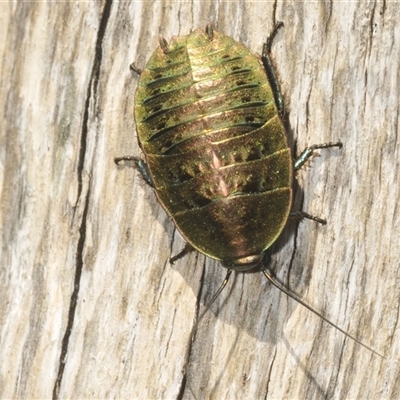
[116,24,381,356]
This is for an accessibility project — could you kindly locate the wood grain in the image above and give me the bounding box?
[1,1,399,399]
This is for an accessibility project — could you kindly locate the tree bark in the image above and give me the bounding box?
[1,1,399,399]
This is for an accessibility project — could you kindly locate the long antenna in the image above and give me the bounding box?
[180,269,233,398]
[259,263,384,358]
[196,269,232,328]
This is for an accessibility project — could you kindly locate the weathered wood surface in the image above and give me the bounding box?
[1,1,399,399]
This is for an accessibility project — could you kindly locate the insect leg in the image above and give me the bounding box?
[169,242,195,264]
[262,21,285,117]
[294,141,343,170]
[291,142,342,224]
[114,156,154,187]
[290,210,326,225]
[129,63,142,74]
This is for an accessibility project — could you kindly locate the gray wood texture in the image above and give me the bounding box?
[1,1,399,399]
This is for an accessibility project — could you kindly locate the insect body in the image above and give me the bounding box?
[134,25,295,270]
[116,24,381,357]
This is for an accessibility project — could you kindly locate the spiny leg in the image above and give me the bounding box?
[294,141,343,170]
[205,24,214,40]
[159,36,169,54]
[114,156,154,187]
[169,242,195,264]
[129,63,142,74]
[290,210,327,225]
[262,21,285,117]
[114,57,147,181]
[292,141,343,223]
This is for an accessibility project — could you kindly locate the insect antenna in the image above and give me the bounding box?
[197,269,232,324]
[180,269,232,397]
[260,263,384,358]
[170,247,232,324]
